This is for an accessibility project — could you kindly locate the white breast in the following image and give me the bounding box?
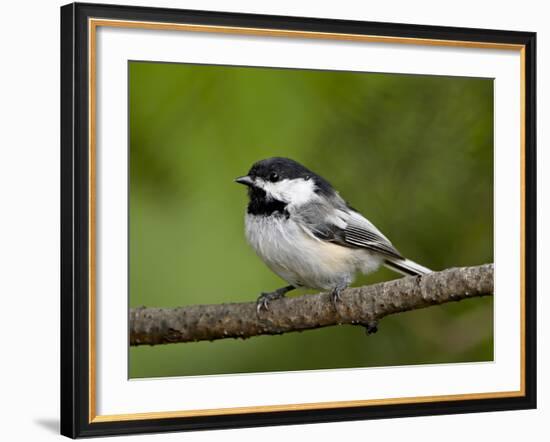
[244,213,379,291]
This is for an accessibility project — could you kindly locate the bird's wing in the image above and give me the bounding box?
[296,200,404,260]
[341,211,404,259]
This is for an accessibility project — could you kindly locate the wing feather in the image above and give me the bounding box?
[295,199,403,259]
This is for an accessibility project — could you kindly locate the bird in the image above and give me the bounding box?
[235,157,431,313]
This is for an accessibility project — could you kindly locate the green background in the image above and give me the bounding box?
[129,61,493,378]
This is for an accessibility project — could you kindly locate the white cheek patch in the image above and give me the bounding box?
[258,178,317,206]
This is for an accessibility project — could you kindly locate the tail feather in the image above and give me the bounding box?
[384,258,432,276]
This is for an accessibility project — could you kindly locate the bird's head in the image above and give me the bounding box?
[235,157,334,207]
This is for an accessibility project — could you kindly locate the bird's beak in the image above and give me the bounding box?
[234,175,254,187]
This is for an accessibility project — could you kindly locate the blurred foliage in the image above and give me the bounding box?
[129,61,493,378]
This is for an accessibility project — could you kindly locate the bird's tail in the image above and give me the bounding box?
[384,257,432,276]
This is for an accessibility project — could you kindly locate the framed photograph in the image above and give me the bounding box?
[60,2,536,438]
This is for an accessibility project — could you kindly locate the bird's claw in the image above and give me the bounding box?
[256,291,283,314]
[256,295,269,314]
[255,285,294,315]
[331,287,343,309]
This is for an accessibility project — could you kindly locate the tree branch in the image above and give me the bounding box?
[130,264,493,346]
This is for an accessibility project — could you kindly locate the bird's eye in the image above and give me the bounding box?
[268,172,279,182]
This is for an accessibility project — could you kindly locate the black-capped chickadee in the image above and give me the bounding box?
[235,157,431,312]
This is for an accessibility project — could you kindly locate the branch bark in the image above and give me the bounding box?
[130,264,493,346]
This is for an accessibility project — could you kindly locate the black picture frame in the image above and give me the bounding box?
[61,2,536,438]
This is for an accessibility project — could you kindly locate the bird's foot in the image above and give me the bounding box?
[330,286,346,310]
[256,291,285,313]
[256,285,294,314]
